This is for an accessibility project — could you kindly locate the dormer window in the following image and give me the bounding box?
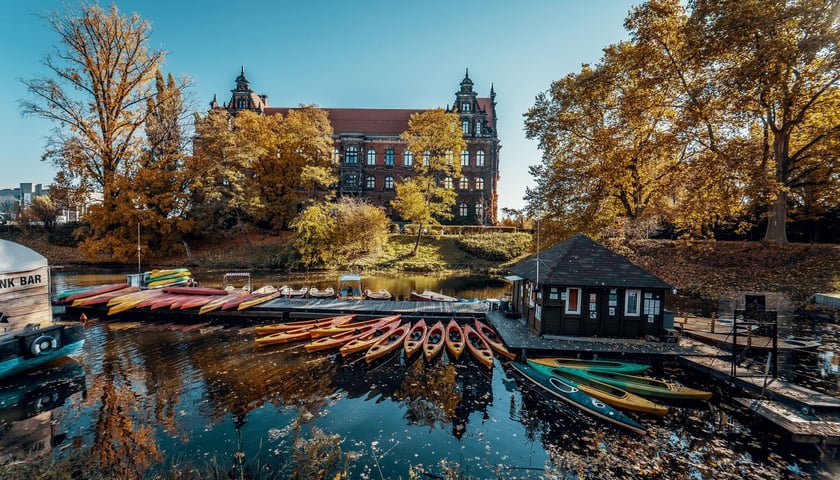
[237,99,246,109]
[461,102,470,112]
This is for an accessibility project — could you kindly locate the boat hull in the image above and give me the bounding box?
[463,324,494,368]
[510,361,647,435]
[585,370,713,401]
[529,357,650,374]
[444,320,465,359]
[423,321,445,361]
[0,324,86,380]
[403,319,428,358]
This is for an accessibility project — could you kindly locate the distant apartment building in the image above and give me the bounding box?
[0,183,48,223]
[209,68,501,225]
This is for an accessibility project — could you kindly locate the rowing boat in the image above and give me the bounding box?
[534,363,668,415]
[583,370,713,400]
[444,320,465,359]
[364,288,392,301]
[309,315,399,338]
[238,291,281,310]
[340,321,401,357]
[307,286,336,299]
[305,316,400,353]
[403,319,428,358]
[423,321,445,361]
[529,357,650,374]
[410,289,457,302]
[255,327,313,347]
[255,315,355,336]
[510,361,647,435]
[365,322,410,363]
[463,324,494,368]
[199,291,248,315]
[473,319,516,360]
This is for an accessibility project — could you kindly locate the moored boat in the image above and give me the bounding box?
[364,288,392,301]
[308,286,336,299]
[583,369,713,401]
[0,239,86,379]
[365,322,411,363]
[410,289,457,302]
[255,315,355,336]
[255,327,313,347]
[340,320,401,357]
[444,319,465,359]
[532,363,669,415]
[473,319,516,360]
[529,357,650,374]
[423,321,445,361]
[238,291,282,310]
[463,324,494,368]
[403,319,428,358]
[279,285,309,298]
[57,283,129,305]
[199,290,248,315]
[309,315,399,339]
[510,361,647,435]
[305,316,400,353]
[337,273,363,299]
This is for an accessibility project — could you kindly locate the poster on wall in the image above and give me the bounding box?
[590,311,597,319]
[608,292,617,307]
[609,307,615,316]
[589,293,597,302]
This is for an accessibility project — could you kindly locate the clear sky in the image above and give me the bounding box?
[0,0,637,213]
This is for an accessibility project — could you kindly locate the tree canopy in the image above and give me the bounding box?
[393,108,466,254]
[525,0,840,243]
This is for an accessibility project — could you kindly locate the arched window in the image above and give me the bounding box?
[461,151,470,166]
[237,99,246,109]
[443,177,453,189]
[462,120,470,134]
[459,177,469,190]
[403,150,413,166]
[459,203,468,217]
[475,121,482,136]
[332,147,340,163]
[385,176,395,190]
[475,177,485,191]
[476,203,485,220]
[366,148,376,165]
[345,145,358,164]
[445,151,454,164]
[385,148,395,166]
[365,176,376,189]
[422,151,431,166]
[476,150,485,167]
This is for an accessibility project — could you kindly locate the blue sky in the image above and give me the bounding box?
[1,0,638,212]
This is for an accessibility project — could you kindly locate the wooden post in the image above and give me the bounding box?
[710,312,717,333]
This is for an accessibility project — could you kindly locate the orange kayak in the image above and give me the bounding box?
[444,319,465,360]
[403,319,428,358]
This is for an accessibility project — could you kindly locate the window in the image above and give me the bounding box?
[422,151,431,166]
[345,174,358,187]
[459,203,468,216]
[332,147,340,163]
[461,102,470,112]
[345,145,358,164]
[445,151,454,164]
[475,202,484,220]
[476,150,485,167]
[385,148,394,166]
[365,176,376,189]
[475,177,484,190]
[459,177,469,190]
[443,176,453,189]
[403,150,413,166]
[462,120,470,134]
[384,176,395,190]
[625,289,641,316]
[237,99,246,109]
[565,288,581,314]
[366,148,376,165]
[461,151,470,166]
[475,121,482,136]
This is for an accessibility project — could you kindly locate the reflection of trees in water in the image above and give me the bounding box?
[394,359,459,430]
[83,326,166,479]
[451,361,493,439]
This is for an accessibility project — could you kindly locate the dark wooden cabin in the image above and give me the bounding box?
[507,233,673,339]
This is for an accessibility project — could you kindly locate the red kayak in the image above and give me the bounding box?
[163,286,228,296]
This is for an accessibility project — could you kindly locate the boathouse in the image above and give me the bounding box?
[507,233,673,339]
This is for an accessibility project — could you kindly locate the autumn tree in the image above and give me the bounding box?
[525,31,690,240]
[686,0,840,242]
[133,70,195,256]
[21,3,167,261]
[291,203,336,268]
[393,108,466,255]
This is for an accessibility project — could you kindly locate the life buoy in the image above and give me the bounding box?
[30,335,58,356]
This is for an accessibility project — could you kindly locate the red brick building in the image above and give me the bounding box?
[210,68,501,224]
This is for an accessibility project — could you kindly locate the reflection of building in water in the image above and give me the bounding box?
[0,358,86,464]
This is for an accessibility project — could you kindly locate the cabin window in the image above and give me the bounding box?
[625,289,641,316]
[565,287,581,315]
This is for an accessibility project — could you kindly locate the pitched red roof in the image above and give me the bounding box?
[266,101,494,137]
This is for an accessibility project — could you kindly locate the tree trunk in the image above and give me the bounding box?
[412,224,422,256]
[763,190,788,243]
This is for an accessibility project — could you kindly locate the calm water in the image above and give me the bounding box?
[2,269,839,479]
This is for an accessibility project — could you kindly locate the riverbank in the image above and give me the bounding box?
[6,229,840,311]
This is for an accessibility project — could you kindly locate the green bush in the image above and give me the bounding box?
[455,232,532,261]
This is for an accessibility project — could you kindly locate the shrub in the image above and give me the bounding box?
[455,232,532,261]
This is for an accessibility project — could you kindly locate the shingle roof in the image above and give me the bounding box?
[509,233,672,290]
